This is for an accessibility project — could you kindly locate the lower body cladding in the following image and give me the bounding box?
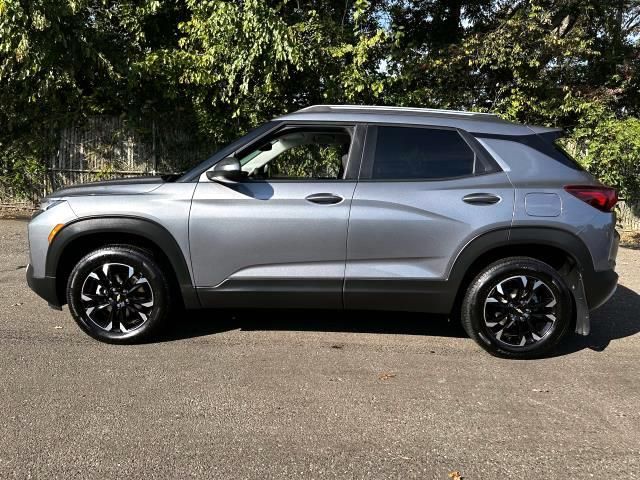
[195,268,617,326]
[195,278,456,313]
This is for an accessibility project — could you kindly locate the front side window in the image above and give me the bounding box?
[371,126,478,180]
[238,128,352,180]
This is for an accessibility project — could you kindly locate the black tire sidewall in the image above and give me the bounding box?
[463,259,573,358]
[66,247,169,343]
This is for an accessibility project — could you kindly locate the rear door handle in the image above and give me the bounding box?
[462,193,501,205]
[305,193,344,205]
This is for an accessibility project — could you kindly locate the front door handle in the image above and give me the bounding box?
[462,193,501,205]
[305,193,344,205]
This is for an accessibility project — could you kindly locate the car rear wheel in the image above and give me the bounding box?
[461,256,573,359]
[66,246,171,343]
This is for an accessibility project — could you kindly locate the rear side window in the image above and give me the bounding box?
[551,139,586,171]
[371,126,478,180]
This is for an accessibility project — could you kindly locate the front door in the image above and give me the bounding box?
[189,124,364,309]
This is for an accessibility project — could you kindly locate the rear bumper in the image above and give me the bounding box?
[583,228,619,311]
[583,268,618,310]
[26,264,62,308]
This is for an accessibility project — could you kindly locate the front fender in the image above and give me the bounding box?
[46,216,200,309]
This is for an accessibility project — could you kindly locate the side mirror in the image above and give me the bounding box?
[206,156,245,182]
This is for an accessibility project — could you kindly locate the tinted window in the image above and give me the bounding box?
[552,139,586,171]
[372,126,476,180]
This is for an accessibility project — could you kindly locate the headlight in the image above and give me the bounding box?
[39,198,66,212]
[32,198,67,219]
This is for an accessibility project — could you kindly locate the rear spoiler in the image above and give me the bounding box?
[527,125,564,143]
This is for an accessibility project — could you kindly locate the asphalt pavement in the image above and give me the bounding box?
[1,219,639,479]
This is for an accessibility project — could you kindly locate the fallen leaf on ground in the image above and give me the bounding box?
[378,372,396,381]
[448,471,463,480]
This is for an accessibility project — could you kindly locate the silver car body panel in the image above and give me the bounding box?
[189,179,356,289]
[28,201,78,277]
[479,137,617,272]
[345,172,515,281]
[63,182,197,278]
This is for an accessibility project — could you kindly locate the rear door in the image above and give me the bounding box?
[189,123,365,309]
[344,124,514,312]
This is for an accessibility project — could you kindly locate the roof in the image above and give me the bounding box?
[276,104,543,136]
[296,104,506,121]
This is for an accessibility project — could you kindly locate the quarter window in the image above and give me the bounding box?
[371,126,478,180]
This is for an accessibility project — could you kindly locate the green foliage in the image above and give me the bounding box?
[566,117,640,201]
[0,136,48,199]
[170,0,308,138]
[0,0,189,199]
[1,0,639,201]
[326,0,388,101]
[270,144,343,179]
[138,0,390,143]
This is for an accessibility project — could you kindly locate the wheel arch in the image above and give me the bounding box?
[47,216,199,309]
[447,227,595,318]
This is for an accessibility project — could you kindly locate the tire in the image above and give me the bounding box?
[66,245,171,343]
[461,256,573,359]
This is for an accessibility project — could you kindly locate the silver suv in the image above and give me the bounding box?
[26,105,619,358]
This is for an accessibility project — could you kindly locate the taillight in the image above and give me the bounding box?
[564,185,618,212]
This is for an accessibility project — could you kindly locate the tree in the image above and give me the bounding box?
[0,0,191,195]
[1,0,639,202]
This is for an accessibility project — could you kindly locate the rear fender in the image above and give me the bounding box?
[449,226,595,333]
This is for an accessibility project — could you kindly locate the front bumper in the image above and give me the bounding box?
[26,264,62,309]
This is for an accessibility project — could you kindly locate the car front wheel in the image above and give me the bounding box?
[66,246,171,343]
[461,256,573,359]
